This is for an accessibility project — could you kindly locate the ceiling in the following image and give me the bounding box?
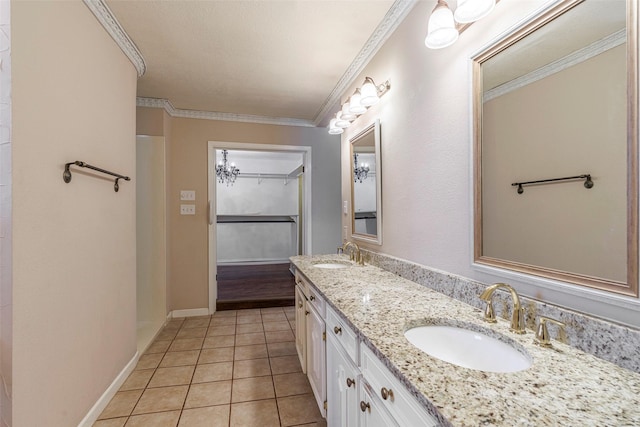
[105,0,410,127]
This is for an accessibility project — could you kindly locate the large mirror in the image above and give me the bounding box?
[473,0,638,296]
[351,119,382,245]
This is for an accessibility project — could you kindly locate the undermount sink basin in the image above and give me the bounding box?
[404,325,531,373]
[312,262,351,269]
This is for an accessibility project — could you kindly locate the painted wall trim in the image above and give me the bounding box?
[484,29,626,102]
[136,97,316,128]
[77,351,140,427]
[171,308,211,318]
[83,0,146,77]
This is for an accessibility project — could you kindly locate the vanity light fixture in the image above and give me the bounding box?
[216,149,240,186]
[353,153,370,183]
[327,77,391,134]
[425,0,498,49]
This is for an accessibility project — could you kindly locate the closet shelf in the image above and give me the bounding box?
[216,215,298,224]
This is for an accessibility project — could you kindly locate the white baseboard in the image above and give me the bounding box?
[78,351,139,427]
[171,308,210,318]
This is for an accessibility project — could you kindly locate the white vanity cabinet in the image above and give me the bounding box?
[358,380,399,427]
[294,283,307,373]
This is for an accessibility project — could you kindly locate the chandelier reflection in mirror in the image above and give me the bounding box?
[353,153,370,183]
[216,150,240,186]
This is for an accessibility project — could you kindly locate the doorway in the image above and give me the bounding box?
[207,142,312,313]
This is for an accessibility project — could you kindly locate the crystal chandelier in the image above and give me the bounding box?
[216,150,240,186]
[353,153,370,183]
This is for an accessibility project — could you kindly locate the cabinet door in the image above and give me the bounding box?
[294,285,307,373]
[326,334,358,427]
[358,381,398,427]
[306,304,326,417]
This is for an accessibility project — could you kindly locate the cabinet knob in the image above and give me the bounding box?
[310,295,315,301]
[333,326,342,335]
[305,311,310,316]
[360,401,370,413]
[380,387,394,401]
[346,377,355,388]
[298,302,303,308]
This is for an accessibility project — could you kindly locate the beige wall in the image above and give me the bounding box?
[137,110,341,311]
[11,1,137,425]
[483,45,626,282]
[340,0,639,325]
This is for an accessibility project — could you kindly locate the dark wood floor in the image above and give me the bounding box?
[216,263,295,311]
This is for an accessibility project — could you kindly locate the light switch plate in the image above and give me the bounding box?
[343,200,348,214]
[180,190,196,201]
[180,204,196,215]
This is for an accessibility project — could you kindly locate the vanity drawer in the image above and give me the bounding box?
[361,344,439,427]
[306,284,326,318]
[326,305,358,364]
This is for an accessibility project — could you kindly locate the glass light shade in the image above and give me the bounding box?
[454,0,495,23]
[341,103,356,121]
[425,0,459,49]
[360,78,380,107]
[335,112,350,129]
[328,118,344,135]
[348,90,367,115]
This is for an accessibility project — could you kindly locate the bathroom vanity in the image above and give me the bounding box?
[291,254,640,426]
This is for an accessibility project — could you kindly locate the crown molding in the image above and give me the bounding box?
[484,29,626,103]
[136,97,316,128]
[312,0,418,126]
[83,0,146,77]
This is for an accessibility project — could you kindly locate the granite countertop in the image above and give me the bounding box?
[290,254,640,427]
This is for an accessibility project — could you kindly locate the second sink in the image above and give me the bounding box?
[404,325,532,373]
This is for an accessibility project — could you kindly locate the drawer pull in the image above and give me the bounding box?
[381,387,394,401]
[346,377,355,388]
[310,295,315,301]
[305,311,310,316]
[333,326,342,335]
[360,401,370,413]
[298,302,303,308]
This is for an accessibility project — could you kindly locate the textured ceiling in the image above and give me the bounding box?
[106,0,397,124]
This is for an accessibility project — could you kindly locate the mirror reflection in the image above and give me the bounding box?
[351,120,382,244]
[473,0,637,296]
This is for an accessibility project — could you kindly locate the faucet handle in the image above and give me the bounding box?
[483,300,497,323]
[535,316,566,347]
[337,245,344,255]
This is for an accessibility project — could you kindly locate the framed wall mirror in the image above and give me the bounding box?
[472,0,638,296]
[351,119,382,245]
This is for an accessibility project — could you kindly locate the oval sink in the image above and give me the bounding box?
[404,325,531,373]
[312,262,351,269]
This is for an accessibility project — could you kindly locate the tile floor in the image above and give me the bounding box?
[95,307,326,427]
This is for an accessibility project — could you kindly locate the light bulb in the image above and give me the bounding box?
[425,0,459,49]
[341,103,356,121]
[360,77,380,107]
[335,111,350,128]
[328,118,344,135]
[454,0,495,24]
[348,89,367,115]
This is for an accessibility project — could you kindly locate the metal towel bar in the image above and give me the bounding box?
[63,161,130,192]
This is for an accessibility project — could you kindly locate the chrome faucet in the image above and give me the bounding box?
[479,283,526,334]
[342,241,364,265]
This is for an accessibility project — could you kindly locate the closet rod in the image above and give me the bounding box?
[511,174,593,194]
[63,160,131,192]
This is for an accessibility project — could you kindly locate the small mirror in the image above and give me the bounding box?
[351,119,382,245]
[473,0,637,296]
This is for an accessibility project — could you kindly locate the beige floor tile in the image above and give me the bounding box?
[148,365,195,388]
[262,313,288,322]
[176,327,207,339]
[124,410,180,426]
[270,355,303,375]
[93,417,127,427]
[260,307,284,314]
[267,341,297,357]
[294,422,327,427]
[192,361,233,383]
[207,325,236,336]
[184,380,232,408]
[231,376,275,403]
[160,350,200,367]
[213,310,237,317]
[199,347,234,364]
[236,315,262,325]
[284,312,296,322]
[183,317,211,329]
[203,335,235,349]
[98,390,143,419]
[120,369,154,391]
[273,372,313,397]
[234,344,269,360]
[235,332,266,346]
[237,308,261,315]
[135,353,164,370]
[263,321,292,332]
[132,385,188,415]
[236,323,264,334]
[168,338,203,352]
[210,316,237,326]
[233,358,271,378]
[230,399,280,427]
[145,340,172,354]
[277,393,324,426]
[265,330,294,343]
[155,329,178,341]
[179,405,231,427]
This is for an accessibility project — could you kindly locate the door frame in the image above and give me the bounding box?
[207,141,312,313]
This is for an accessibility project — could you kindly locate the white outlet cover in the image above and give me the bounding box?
[180,204,196,215]
[180,190,196,201]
